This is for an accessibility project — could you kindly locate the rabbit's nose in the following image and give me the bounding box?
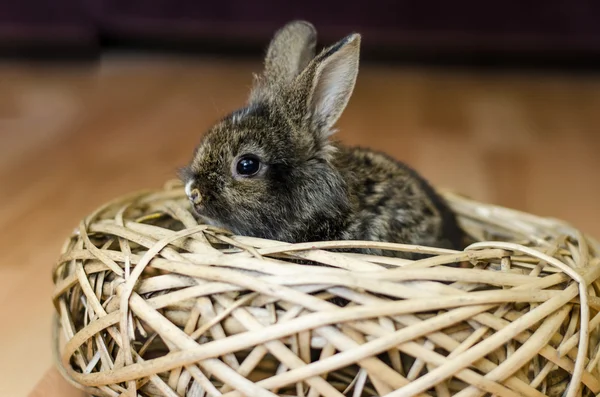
[190,189,202,205]
[185,180,203,205]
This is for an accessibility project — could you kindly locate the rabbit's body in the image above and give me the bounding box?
[180,21,467,257]
[333,145,464,253]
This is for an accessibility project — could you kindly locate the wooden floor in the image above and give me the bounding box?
[2,54,600,396]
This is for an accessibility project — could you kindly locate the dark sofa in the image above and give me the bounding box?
[2,0,600,63]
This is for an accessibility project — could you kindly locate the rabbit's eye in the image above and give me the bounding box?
[236,155,261,177]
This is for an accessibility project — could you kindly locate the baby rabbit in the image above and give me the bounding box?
[180,20,467,257]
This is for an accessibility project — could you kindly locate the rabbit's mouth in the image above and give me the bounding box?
[190,206,224,228]
[184,180,234,232]
[188,200,211,224]
[187,202,226,229]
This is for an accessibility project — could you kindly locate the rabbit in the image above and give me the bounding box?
[179,20,467,258]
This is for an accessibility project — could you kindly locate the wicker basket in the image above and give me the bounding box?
[52,179,600,397]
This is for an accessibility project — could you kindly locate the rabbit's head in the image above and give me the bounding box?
[180,21,361,241]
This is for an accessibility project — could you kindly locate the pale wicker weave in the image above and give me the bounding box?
[52,179,600,397]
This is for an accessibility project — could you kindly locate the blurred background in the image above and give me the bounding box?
[2,1,600,396]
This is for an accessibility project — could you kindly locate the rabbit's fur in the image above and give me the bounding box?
[180,20,466,257]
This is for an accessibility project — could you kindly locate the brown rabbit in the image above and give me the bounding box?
[179,20,467,258]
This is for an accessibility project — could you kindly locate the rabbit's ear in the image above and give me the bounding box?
[262,20,317,86]
[301,33,361,137]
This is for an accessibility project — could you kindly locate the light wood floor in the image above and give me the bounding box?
[2,54,600,396]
